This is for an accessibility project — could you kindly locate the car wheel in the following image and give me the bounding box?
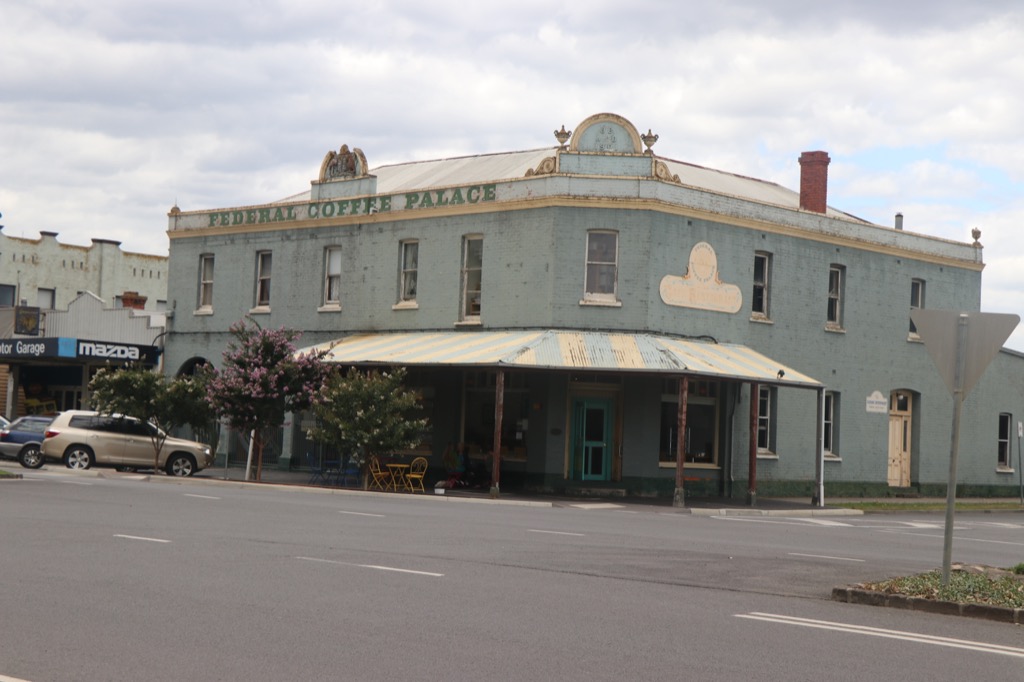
[165,453,196,477]
[64,446,94,470]
[18,444,45,469]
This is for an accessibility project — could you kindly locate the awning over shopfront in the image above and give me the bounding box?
[299,330,821,387]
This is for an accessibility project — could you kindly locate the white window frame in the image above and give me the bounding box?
[459,235,483,322]
[322,247,342,309]
[909,278,925,336]
[198,254,214,311]
[395,240,419,308]
[757,385,777,455]
[255,251,272,309]
[36,287,56,310]
[997,412,1012,469]
[823,391,838,457]
[582,230,619,305]
[826,264,844,329]
[752,251,771,319]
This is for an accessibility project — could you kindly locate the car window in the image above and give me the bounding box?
[14,419,49,434]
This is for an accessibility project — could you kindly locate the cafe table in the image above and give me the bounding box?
[385,462,411,491]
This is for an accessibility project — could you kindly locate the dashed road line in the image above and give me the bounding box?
[296,556,443,576]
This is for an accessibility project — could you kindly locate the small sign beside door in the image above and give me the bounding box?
[866,390,888,414]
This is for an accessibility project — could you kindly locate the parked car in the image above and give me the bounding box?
[0,415,54,469]
[41,411,213,476]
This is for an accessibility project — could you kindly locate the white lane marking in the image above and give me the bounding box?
[796,518,854,527]
[876,530,1024,548]
[296,556,443,577]
[60,480,93,486]
[339,511,386,517]
[788,553,865,562]
[184,493,220,500]
[737,612,1024,659]
[0,673,34,681]
[114,534,171,543]
[528,529,585,537]
[570,503,625,510]
[711,517,839,528]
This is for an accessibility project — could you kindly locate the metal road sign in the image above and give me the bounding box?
[909,310,1019,397]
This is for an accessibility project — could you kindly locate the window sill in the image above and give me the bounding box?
[579,298,622,308]
[824,324,845,334]
[996,466,1015,475]
[756,450,778,460]
[824,454,841,462]
[907,333,922,343]
[454,319,482,327]
[193,308,213,316]
[248,306,271,315]
[749,314,773,325]
[658,461,719,469]
[392,301,419,311]
[318,304,342,313]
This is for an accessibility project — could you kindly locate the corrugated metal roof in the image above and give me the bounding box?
[300,330,821,387]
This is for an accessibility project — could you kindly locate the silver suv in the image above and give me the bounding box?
[41,410,213,476]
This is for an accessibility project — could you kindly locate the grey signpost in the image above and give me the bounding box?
[910,309,1019,584]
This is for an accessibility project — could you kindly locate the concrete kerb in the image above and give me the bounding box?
[832,586,1024,625]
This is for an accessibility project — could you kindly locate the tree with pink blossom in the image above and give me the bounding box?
[206,318,327,481]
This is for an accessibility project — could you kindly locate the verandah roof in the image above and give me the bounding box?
[298,330,821,388]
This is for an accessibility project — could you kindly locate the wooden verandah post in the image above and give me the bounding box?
[672,376,689,508]
[490,369,505,498]
[748,381,758,506]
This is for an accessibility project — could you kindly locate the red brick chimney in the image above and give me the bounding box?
[798,151,831,214]
[120,291,147,310]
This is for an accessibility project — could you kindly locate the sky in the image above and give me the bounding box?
[2,0,1023,347]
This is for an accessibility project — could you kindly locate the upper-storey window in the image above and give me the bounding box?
[37,288,55,309]
[198,254,214,310]
[583,231,618,303]
[826,264,845,329]
[323,247,342,307]
[0,284,15,307]
[398,240,419,305]
[752,251,772,319]
[460,236,483,321]
[255,251,272,308]
[909,278,925,336]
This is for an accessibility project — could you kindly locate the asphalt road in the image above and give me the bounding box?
[1,469,1023,681]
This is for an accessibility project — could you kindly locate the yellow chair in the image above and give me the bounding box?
[406,456,428,493]
[368,456,392,491]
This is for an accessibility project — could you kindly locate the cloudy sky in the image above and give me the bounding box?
[3,1,1023,346]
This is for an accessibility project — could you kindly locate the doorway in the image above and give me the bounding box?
[887,389,913,487]
[571,397,613,481]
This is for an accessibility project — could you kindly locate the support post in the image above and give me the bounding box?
[672,376,689,508]
[748,382,758,506]
[490,369,505,498]
[941,315,969,585]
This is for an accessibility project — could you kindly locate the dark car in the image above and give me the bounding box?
[0,415,54,469]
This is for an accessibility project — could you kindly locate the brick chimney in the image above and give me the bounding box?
[798,151,831,214]
[120,291,147,310]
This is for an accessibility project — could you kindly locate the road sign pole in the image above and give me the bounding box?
[1017,421,1023,506]
[941,314,968,585]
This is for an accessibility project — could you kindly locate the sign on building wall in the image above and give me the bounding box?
[865,390,888,413]
[660,242,743,313]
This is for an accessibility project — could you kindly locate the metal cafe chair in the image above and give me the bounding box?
[405,456,428,493]
[368,456,392,491]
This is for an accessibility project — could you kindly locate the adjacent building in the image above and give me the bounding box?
[1,229,167,419]
[162,113,1023,500]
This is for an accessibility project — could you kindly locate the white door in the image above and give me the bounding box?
[887,390,912,487]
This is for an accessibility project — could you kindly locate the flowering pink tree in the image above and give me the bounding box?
[206,318,327,481]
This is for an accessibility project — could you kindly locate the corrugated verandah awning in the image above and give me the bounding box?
[298,330,821,388]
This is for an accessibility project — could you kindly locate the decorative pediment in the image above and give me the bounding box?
[524,156,557,177]
[319,144,369,182]
[569,113,644,154]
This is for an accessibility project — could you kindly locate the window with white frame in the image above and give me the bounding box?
[757,385,777,453]
[323,247,342,306]
[584,231,618,302]
[909,278,925,335]
[460,236,483,320]
[752,252,771,318]
[198,254,214,309]
[998,413,1012,468]
[255,251,272,307]
[36,288,55,309]
[824,391,839,456]
[399,240,419,303]
[826,264,845,328]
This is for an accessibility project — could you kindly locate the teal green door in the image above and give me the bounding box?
[571,398,612,481]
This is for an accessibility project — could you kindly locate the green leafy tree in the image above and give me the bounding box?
[206,318,327,481]
[308,366,429,486]
[88,364,216,472]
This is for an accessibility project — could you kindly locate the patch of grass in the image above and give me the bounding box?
[0,467,18,479]
[863,569,1024,609]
